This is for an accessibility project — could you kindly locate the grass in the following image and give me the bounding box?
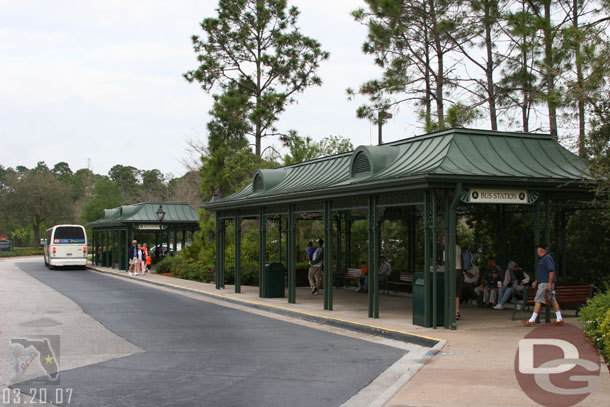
[0,247,44,257]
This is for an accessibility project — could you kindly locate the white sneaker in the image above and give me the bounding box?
[493,304,504,310]
[129,272,134,276]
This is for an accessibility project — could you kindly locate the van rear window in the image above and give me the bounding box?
[53,227,85,244]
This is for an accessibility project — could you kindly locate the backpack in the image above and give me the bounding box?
[312,247,324,265]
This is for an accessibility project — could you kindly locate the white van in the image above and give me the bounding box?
[42,225,88,269]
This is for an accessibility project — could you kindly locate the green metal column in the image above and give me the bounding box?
[287,204,296,304]
[215,213,222,290]
[560,211,567,279]
[219,220,225,289]
[446,184,462,330]
[367,196,379,318]
[534,202,541,274]
[544,195,551,247]
[104,230,108,267]
[496,206,507,269]
[336,215,342,277]
[409,209,416,273]
[345,215,352,269]
[173,229,178,253]
[234,213,241,294]
[120,229,125,270]
[323,200,333,311]
[111,229,115,269]
[278,215,282,265]
[259,209,266,298]
[424,190,436,328]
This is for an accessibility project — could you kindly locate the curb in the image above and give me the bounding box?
[88,266,442,348]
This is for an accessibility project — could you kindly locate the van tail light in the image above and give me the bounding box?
[83,247,87,255]
[52,246,56,256]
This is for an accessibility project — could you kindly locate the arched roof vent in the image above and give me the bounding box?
[252,169,288,193]
[253,173,264,192]
[350,145,400,180]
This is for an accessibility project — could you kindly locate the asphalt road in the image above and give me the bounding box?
[13,261,406,407]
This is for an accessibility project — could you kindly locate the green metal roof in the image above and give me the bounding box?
[206,128,591,210]
[88,202,199,228]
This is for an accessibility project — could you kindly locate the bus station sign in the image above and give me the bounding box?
[137,224,167,230]
[462,188,534,204]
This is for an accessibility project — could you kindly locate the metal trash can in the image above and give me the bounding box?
[262,263,286,298]
[101,251,109,267]
[412,270,445,327]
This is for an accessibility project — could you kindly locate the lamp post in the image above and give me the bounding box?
[377,111,393,145]
[156,204,166,262]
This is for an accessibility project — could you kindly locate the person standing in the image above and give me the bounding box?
[127,240,138,276]
[141,243,149,273]
[308,239,324,295]
[522,245,563,326]
[136,244,145,276]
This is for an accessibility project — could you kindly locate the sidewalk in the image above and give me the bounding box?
[89,264,610,407]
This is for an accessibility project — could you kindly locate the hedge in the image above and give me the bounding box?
[579,286,610,368]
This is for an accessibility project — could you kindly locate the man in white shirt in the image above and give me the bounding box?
[379,256,391,281]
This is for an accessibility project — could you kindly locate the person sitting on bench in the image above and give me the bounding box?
[494,261,529,310]
[379,256,391,282]
[356,261,368,293]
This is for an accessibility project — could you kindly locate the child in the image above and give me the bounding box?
[145,253,152,273]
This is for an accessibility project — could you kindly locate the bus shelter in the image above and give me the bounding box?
[204,129,593,329]
[88,202,199,270]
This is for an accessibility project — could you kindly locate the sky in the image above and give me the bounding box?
[0,0,427,179]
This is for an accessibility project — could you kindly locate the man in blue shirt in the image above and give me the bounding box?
[522,245,563,326]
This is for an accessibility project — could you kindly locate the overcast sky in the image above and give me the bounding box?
[1,0,434,178]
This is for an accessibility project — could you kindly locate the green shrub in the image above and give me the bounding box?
[0,247,44,257]
[156,256,183,274]
[579,286,610,366]
[156,253,261,286]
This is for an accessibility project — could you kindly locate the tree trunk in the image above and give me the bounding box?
[522,44,530,133]
[543,0,558,139]
[424,22,433,131]
[255,8,263,157]
[484,1,498,130]
[573,0,586,156]
[430,2,445,129]
[33,215,41,248]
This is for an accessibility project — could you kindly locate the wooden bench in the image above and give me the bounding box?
[511,283,592,322]
[339,268,362,287]
[555,282,592,315]
[381,272,414,294]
